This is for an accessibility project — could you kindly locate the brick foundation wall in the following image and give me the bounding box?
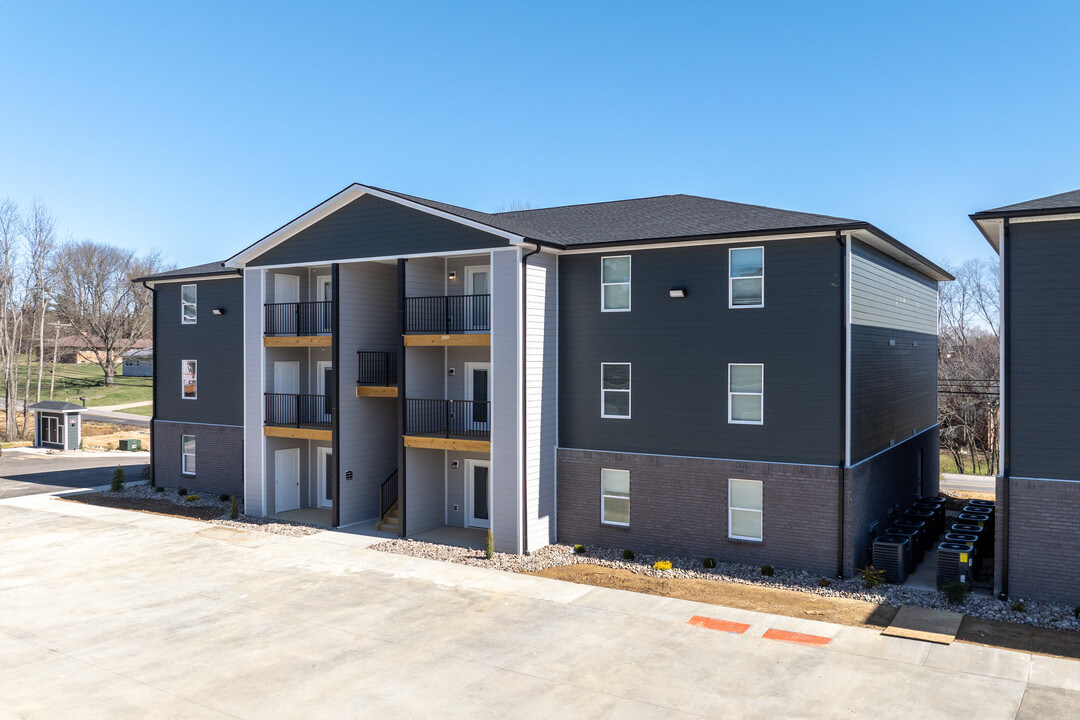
[153,421,244,500]
[556,449,840,576]
[1003,477,1080,604]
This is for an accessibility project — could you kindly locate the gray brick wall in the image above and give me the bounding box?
[153,420,243,499]
[557,449,840,576]
[1002,477,1080,604]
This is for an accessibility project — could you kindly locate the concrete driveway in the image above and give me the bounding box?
[0,492,1076,719]
[0,450,148,499]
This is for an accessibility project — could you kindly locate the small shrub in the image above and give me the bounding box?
[185,494,199,502]
[485,529,494,560]
[860,565,885,589]
[760,565,775,577]
[110,466,125,493]
[818,578,832,587]
[155,486,165,493]
[573,544,585,554]
[1075,605,1080,619]
[1010,600,1026,613]
[942,581,970,604]
[621,549,635,560]
[178,488,187,496]
[653,560,672,571]
[230,496,239,519]
[219,493,230,502]
[702,558,717,569]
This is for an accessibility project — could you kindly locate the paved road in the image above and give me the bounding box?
[0,450,149,499]
[0,492,1075,719]
[941,472,996,494]
[0,397,149,427]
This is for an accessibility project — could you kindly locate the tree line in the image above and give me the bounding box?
[0,197,168,440]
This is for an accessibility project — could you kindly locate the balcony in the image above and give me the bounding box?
[264,393,333,440]
[403,295,490,346]
[403,398,491,452]
[356,351,398,397]
[264,301,332,346]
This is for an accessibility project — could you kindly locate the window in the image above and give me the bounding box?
[182,360,197,399]
[601,363,631,418]
[601,469,630,526]
[729,247,763,308]
[729,478,763,541]
[601,256,631,311]
[728,363,763,424]
[181,284,197,324]
[182,435,196,475]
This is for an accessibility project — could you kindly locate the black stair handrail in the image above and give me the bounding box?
[404,399,491,439]
[380,469,398,518]
[404,294,490,334]
[357,351,397,386]
[264,392,332,428]
[264,301,332,336]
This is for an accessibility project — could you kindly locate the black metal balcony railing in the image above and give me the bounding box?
[404,294,490,334]
[357,351,397,385]
[380,469,398,518]
[265,301,332,336]
[405,399,491,438]
[264,393,332,428]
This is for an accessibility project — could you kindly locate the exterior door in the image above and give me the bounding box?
[466,459,491,529]
[275,274,300,303]
[316,447,333,509]
[316,361,333,422]
[41,416,60,446]
[316,276,332,332]
[464,265,490,330]
[273,361,300,424]
[274,448,301,512]
[464,362,490,433]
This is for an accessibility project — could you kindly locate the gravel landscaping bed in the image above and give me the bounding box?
[370,539,1080,632]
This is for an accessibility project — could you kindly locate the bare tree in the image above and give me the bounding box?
[491,199,534,213]
[0,199,22,439]
[50,241,165,386]
[21,200,56,409]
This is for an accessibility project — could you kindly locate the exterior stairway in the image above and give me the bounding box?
[376,501,399,533]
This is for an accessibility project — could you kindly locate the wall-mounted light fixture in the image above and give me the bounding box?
[448,271,457,280]
[212,308,226,316]
[450,460,459,469]
[668,288,687,299]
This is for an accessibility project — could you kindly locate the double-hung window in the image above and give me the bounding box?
[601,468,630,525]
[728,363,763,424]
[181,284,197,324]
[729,247,763,308]
[729,478,763,540]
[182,360,197,399]
[601,256,631,311]
[181,435,196,475]
[601,363,631,419]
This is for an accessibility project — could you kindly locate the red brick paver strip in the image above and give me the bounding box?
[686,615,751,634]
[761,628,832,647]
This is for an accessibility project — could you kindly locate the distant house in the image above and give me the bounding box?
[122,349,154,377]
[49,335,152,364]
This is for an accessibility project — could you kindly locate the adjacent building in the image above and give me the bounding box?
[971,190,1080,604]
[138,183,950,574]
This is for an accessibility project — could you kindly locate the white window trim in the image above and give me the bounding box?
[728,363,763,425]
[182,359,197,400]
[181,434,196,476]
[728,478,763,541]
[600,468,630,527]
[728,246,764,309]
[600,255,631,312]
[181,284,197,324]
[600,362,631,419]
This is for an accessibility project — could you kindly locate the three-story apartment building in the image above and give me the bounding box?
[139,183,950,574]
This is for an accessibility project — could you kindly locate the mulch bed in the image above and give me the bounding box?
[63,493,225,521]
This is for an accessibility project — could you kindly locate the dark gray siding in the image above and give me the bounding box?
[154,278,244,426]
[1008,219,1080,480]
[249,194,509,266]
[558,238,843,465]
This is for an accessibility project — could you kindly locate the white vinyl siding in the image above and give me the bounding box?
[181,434,196,475]
[729,247,764,308]
[181,284,197,324]
[728,363,763,424]
[181,359,197,400]
[601,256,630,311]
[729,478,762,541]
[601,363,631,419]
[601,468,630,526]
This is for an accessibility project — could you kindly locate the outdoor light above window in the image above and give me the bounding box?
[448,271,457,280]
[668,288,687,298]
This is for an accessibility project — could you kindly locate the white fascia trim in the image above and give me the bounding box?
[848,423,940,468]
[1009,212,1080,224]
[153,420,244,428]
[557,230,832,255]
[249,245,519,271]
[142,273,241,288]
[849,229,950,282]
[226,184,525,267]
[974,217,1004,252]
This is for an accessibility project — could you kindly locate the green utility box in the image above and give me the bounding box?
[119,439,142,452]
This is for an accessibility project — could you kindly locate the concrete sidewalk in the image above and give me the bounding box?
[0,490,1076,719]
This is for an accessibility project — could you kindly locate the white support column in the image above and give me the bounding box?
[490,248,522,554]
[243,267,267,516]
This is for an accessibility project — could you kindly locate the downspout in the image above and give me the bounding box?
[142,281,156,486]
[520,241,542,555]
[837,232,847,578]
[999,219,1011,599]
[331,263,341,528]
[396,259,407,538]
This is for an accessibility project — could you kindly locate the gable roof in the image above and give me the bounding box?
[969,189,1080,251]
[29,401,86,413]
[50,336,152,351]
[134,261,240,284]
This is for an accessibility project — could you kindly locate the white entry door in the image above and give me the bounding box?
[275,448,301,513]
[464,362,490,433]
[316,361,333,421]
[275,274,300,303]
[464,265,490,330]
[316,275,332,332]
[316,446,333,509]
[466,459,491,529]
[273,361,301,424]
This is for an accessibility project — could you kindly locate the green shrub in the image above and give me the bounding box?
[760,565,775,577]
[485,529,494,560]
[818,577,831,587]
[155,486,165,493]
[573,544,585,554]
[702,558,717,569]
[230,496,239,519]
[622,549,635,560]
[110,466,125,493]
[941,581,970,604]
[178,487,187,496]
[185,494,199,502]
[860,565,885,589]
[1010,600,1026,613]
[219,493,230,502]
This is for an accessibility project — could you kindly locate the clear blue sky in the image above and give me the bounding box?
[2,1,1077,270]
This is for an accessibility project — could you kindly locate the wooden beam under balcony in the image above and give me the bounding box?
[403,334,490,347]
[264,336,333,348]
[403,435,491,453]
[356,385,398,398]
[264,426,333,441]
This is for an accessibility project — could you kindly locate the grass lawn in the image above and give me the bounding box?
[940,451,994,476]
[122,404,154,417]
[12,360,152,408]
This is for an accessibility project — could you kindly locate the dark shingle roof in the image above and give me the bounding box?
[975,189,1080,216]
[29,401,85,412]
[135,261,240,283]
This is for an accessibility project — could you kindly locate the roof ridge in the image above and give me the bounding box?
[492,194,683,215]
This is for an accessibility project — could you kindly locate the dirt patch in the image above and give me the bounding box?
[529,564,898,629]
[79,422,151,452]
[958,616,1080,660]
[63,493,223,521]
